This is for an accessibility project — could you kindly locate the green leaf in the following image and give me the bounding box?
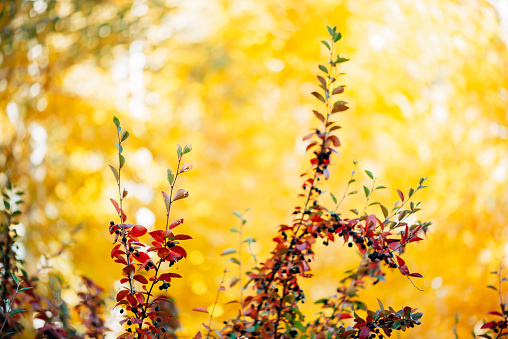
[326,26,334,36]
[0,332,15,338]
[109,165,119,183]
[408,188,415,198]
[318,64,328,73]
[229,258,241,265]
[19,287,33,291]
[330,193,337,204]
[363,185,370,197]
[183,144,192,154]
[114,143,123,153]
[380,204,389,219]
[229,227,240,233]
[293,321,306,332]
[9,310,25,317]
[243,237,256,244]
[365,170,374,180]
[487,285,498,291]
[167,169,175,185]
[119,154,125,169]
[333,32,342,42]
[377,298,385,313]
[348,179,356,184]
[113,116,120,127]
[321,40,330,51]
[177,144,182,159]
[221,248,237,256]
[350,208,359,215]
[120,130,129,142]
[10,272,19,284]
[375,186,387,190]
[347,190,357,196]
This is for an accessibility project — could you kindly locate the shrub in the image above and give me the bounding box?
[0,26,435,339]
[105,27,430,339]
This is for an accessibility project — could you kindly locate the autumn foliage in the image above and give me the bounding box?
[0,14,505,339]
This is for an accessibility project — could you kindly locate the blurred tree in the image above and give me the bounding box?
[1,0,508,338]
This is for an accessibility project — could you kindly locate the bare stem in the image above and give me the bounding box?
[0,280,21,336]
[207,269,228,339]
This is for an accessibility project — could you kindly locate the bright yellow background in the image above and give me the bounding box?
[1,0,508,338]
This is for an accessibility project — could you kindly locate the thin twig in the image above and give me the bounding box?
[207,269,228,339]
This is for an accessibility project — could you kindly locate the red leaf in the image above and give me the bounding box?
[313,110,325,123]
[338,312,353,320]
[302,132,315,141]
[136,328,149,335]
[135,293,144,304]
[127,294,137,306]
[408,273,423,278]
[359,326,371,339]
[333,86,344,94]
[171,246,187,258]
[174,234,192,240]
[311,91,325,103]
[133,252,150,264]
[169,218,184,230]
[317,75,327,88]
[162,191,171,212]
[487,311,504,317]
[159,273,182,282]
[130,225,147,237]
[173,189,189,201]
[327,135,341,147]
[193,331,203,339]
[149,230,165,243]
[481,321,498,329]
[396,255,405,267]
[192,307,209,314]
[122,265,135,278]
[332,102,349,113]
[157,248,170,259]
[398,264,409,275]
[396,188,404,202]
[133,275,148,284]
[111,244,122,258]
[116,290,129,302]
[110,198,121,214]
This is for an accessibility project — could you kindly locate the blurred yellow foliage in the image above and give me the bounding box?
[1,0,508,338]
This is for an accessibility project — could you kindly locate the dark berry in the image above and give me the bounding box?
[110,221,115,226]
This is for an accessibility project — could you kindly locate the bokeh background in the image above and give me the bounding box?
[1,0,508,337]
